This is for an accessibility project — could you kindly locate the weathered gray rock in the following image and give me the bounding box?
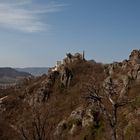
[69,124,78,135]
[108,64,114,75]
[54,106,95,137]
[82,108,94,127]
[119,87,129,99]
[136,71,140,81]
[63,52,84,65]
[69,106,84,121]
[122,75,130,88]
[129,50,140,65]
[60,66,73,88]
[129,64,140,80]
[103,76,113,91]
[122,59,129,70]
[54,120,67,138]
[104,65,110,76]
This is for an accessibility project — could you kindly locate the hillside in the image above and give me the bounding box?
[0,67,32,84]
[16,67,49,76]
[0,50,140,140]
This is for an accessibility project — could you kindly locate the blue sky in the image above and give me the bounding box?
[0,0,139,67]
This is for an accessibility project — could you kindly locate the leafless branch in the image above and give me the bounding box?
[20,112,47,140]
[84,77,132,140]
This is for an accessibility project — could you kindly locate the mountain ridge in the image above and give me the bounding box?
[0,67,31,84]
[0,50,140,140]
[16,67,49,76]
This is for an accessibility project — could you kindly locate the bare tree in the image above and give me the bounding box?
[84,77,132,140]
[20,111,47,140]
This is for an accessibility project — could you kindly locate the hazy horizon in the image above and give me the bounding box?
[0,0,139,67]
[0,66,49,69]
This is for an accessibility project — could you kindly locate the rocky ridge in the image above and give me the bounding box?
[0,50,140,140]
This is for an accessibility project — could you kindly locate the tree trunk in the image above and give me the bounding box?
[111,126,116,140]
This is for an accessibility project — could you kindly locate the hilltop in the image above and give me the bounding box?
[0,50,140,140]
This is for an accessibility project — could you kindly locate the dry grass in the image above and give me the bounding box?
[0,60,140,140]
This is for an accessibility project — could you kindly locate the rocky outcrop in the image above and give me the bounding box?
[82,108,94,127]
[24,51,82,106]
[50,64,73,88]
[60,65,73,88]
[49,52,86,88]
[129,50,140,65]
[102,50,140,102]
[53,50,140,139]
[54,106,96,139]
[54,120,67,139]
[1,50,140,140]
[26,71,60,106]
[122,59,129,70]
[63,52,84,65]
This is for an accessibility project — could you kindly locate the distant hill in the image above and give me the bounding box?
[0,67,31,84]
[16,67,49,76]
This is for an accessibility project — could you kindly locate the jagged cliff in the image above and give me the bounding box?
[0,51,140,140]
